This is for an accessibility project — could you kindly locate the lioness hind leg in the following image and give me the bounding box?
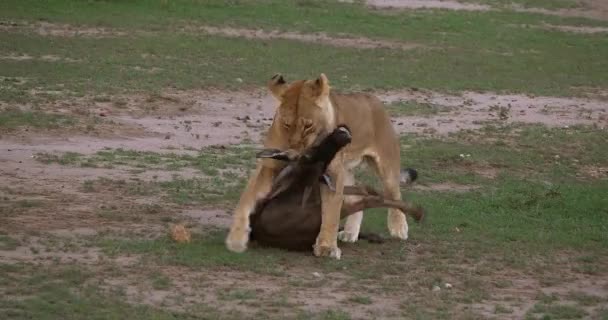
[225,164,275,253]
[338,171,363,243]
[384,174,408,240]
[368,155,408,241]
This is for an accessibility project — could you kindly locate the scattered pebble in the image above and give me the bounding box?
[432,285,441,292]
[445,283,453,289]
[312,272,322,278]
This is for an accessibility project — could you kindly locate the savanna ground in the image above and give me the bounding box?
[1,0,608,319]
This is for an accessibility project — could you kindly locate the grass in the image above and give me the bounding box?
[528,303,588,319]
[38,145,257,206]
[218,289,257,301]
[150,271,172,290]
[398,124,608,185]
[1,1,608,102]
[347,295,373,305]
[0,109,75,129]
[98,230,284,275]
[0,234,20,250]
[36,145,256,173]
[355,125,608,252]
[0,263,239,320]
[386,101,451,117]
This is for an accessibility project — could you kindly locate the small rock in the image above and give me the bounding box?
[164,134,171,140]
[236,78,243,83]
[432,285,441,292]
[312,272,322,278]
[445,283,453,289]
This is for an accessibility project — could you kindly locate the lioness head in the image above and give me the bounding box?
[267,73,336,152]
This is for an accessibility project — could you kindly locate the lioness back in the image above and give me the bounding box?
[330,92,399,164]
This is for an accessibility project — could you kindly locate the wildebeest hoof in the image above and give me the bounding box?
[313,244,341,259]
[338,230,359,243]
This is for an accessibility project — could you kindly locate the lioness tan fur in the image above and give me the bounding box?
[225,73,408,259]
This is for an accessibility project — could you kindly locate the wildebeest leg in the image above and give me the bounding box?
[340,193,425,222]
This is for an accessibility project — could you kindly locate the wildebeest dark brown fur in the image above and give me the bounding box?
[249,125,424,252]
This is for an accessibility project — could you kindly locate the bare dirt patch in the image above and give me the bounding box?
[413,182,479,192]
[345,0,608,21]
[511,3,608,21]
[381,88,608,135]
[578,165,608,179]
[0,53,81,62]
[358,0,491,11]
[540,23,608,34]
[0,20,127,37]
[34,21,128,38]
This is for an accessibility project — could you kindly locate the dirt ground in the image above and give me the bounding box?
[1,85,607,318]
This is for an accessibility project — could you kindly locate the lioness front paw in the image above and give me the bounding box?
[313,244,342,260]
[338,230,359,243]
[225,226,249,253]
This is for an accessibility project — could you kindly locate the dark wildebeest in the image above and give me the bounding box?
[249,125,424,252]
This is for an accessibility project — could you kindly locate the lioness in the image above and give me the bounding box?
[226,73,408,259]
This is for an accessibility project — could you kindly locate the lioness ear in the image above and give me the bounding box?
[311,73,330,98]
[268,73,288,100]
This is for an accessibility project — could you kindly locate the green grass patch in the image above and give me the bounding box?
[399,124,608,185]
[218,289,257,301]
[346,295,372,305]
[38,145,257,206]
[150,271,172,290]
[0,234,21,250]
[387,101,451,117]
[1,1,608,100]
[36,145,256,173]
[97,230,284,275]
[527,303,588,319]
[0,109,75,129]
[0,264,235,320]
